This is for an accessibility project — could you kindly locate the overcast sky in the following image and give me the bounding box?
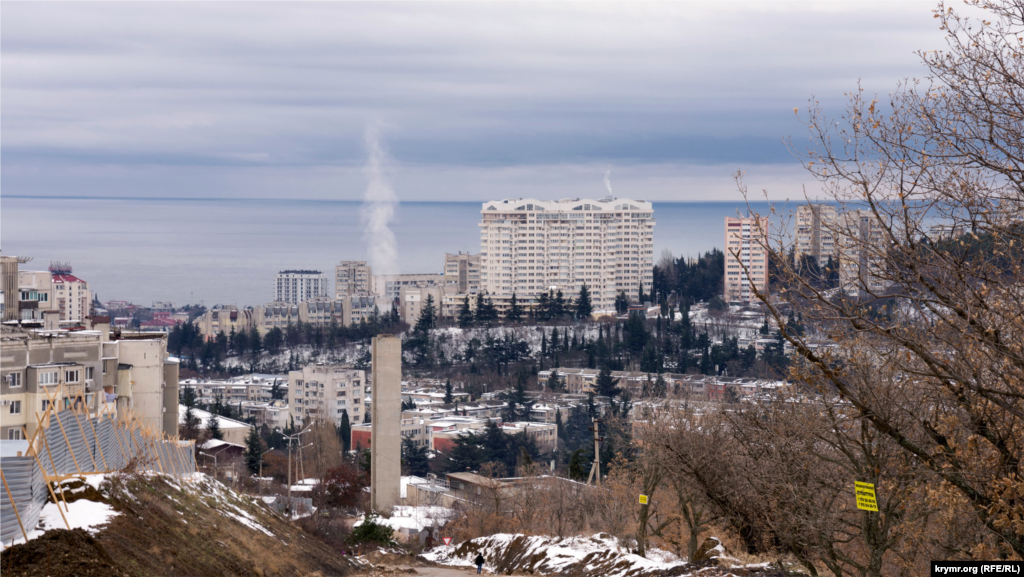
[2,1,943,202]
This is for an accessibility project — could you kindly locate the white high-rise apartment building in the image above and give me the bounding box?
[274,270,328,304]
[335,261,373,298]
[288,364,365,426]
[795,203,838,269]
[46,262,90,322]
[479,198,654,310]
[724,216,769,304]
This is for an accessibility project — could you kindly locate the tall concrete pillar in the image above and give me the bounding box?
[370,335,402,514]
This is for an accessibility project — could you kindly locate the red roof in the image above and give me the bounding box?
[141,317,179,328]
[52,273,86,284]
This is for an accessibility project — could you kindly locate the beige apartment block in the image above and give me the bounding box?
[375,273,444,304]
[288,364,366,427]
[195,306,258,339]
[399,285,453,324]
[724,216,769,304]
[335,261,373,298]
[479,198,654,311]
[14,270,54,322]
[0,319,179,441]
[795,203,838,269]
[837,210,891,297]
[444,252,481,294]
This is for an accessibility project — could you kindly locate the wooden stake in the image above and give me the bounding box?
[0,468,29,543]
[22,427,70,530]
[83,409,109,471]
[31,413,71,513]
[71,404,98,472]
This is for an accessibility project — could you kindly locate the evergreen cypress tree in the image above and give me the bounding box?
[206,414,224,441]
[555,407,565,440]
[568,449,587,480]
[457,295,475,328]
[576,283,593,319]
[244,425,263,475]
[340,410,351,453]
[444,378,454,404]
[182,405,201,440]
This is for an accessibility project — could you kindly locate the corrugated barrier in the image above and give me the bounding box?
[1,406,195,545]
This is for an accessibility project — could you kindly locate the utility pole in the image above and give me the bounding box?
[283,426,310,515]
[586,417,603,486]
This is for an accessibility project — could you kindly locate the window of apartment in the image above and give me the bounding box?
[8,429,23,440]
[65,370,80,383]
[39,371,58,386]
[41,399,51,411]
[7,373,22,388]
[9,401,21,415]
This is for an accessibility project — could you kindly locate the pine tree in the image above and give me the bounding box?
[444,379,454,404]
[506,292,524,323]
[576,283,593,319]
[402,436,430,477]
[552,290,567,319]
[476,292,498,325]
[595,366,621,398]
[638,283,647,304]
[457,295,475,328]
[653,374,668,397]
[502,373,534,422]
[244,425,263,475]
[546,370,561,392]
[615,291,629,315]
[555,407,565,440]
[340,410,351,453]
[206,414,224,441]
[182,405,201,440]
[415,294,437,333]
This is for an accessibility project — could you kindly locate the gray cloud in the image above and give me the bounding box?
[1,1,942,201]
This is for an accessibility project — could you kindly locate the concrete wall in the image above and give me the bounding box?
[370,335,401,514]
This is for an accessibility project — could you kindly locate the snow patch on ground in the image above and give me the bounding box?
[3,493,119,549]
[354,505,454,534]
[423,533,686,577]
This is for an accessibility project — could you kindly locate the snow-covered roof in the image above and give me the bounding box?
[178,405,251,429]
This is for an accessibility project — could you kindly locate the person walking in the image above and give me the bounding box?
[474,553,485,575]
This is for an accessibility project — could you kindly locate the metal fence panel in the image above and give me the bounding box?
[1,410,197,545]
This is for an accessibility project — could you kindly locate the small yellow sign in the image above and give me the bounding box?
[639,494,649,505]
[854,481,878,512]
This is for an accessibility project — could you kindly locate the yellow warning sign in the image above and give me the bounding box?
[639,494,649,505]
[854,481,878,512]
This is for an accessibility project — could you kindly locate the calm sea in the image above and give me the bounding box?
[1,197,783,306]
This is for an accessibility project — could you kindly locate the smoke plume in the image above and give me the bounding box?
[360,122,399,275]
[604,169,614,196]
